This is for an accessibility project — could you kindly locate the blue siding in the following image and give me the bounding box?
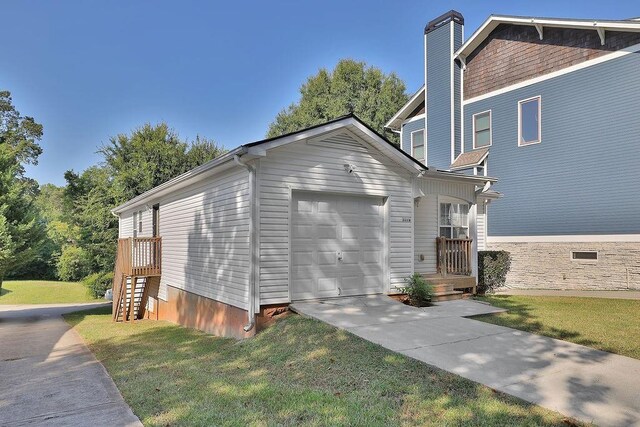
[401,118,425,160]
[453,24,463,159]
[426,23,452,169]
[464,50,640,236]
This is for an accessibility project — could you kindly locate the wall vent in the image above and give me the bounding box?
[571,251,598,261]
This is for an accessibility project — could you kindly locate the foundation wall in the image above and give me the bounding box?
[488,241,640,290]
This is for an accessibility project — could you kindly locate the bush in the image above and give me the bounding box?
[399,273,434,306]
[57,245,92,281]
[477,250,511,294]
[83,271,114,299]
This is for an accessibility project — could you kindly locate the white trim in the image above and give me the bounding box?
[455,15,640,60]
[450,21,455,164]
[472,110,492,149]
[405,113,425,124]
[424,33,428,165]
[518,96,541,147]
[384,86,425,130]
[463,42,640,105]
[460,22,465,156]
[488,234,640,243]
[410,129,425,162]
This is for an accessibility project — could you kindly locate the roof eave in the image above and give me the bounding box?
[384,86,425,131]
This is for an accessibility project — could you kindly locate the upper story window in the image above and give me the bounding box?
[138,210,143,233]
[439,202,469,239]
[411,129,425,161]
[473,110,491,148]
[133,210,143,237]
[518,96,541,146]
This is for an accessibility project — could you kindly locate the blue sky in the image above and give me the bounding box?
[2,1,637,185]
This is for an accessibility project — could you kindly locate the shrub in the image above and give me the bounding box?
[399,273,434,306]
[83,271,114,299]
[57,245,92,281]
[477,250,511,294]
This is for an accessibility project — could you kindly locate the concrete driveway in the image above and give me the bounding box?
[291,296,640,427]
[0,303,142,426]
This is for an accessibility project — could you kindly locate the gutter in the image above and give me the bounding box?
[233,154,257,333]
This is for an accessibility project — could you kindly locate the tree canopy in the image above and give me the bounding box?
[267,59,409,143]
[0,91,46,285]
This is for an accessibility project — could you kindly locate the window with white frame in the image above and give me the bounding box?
[518,96,541,146]
[439,202,469,239]
[133,211,138,238]
[137,210,143,233]
[473,110,491,148]
[411,129,425,161]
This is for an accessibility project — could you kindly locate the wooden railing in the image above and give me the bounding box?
[112,237,161,321]
[118,237,162,277]
[436,237,472,276]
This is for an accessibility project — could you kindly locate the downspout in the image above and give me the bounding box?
[234,154,257,332]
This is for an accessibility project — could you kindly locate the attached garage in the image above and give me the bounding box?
[291,192,385,300]
[113,115,493,338]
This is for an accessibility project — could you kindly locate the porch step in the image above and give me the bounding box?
[431,290,464,302]
[432,283,455,294]
[422,274,476,290]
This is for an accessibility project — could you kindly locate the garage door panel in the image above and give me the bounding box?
[291,192,385,301]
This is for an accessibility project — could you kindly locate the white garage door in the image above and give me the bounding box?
[291,192,385,300]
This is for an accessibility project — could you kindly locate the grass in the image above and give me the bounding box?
[0,280,100,304]
[475,295,640,360]
[64,307,579,426]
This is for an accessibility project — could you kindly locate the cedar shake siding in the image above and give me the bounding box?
[464,24,640,99]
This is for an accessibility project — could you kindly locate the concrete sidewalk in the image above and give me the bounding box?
[292,296,640,427]
[495,289,640,299]
[0,303,142,426]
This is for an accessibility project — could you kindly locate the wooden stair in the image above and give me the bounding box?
[422,274,477,302]
[114,277,147,322]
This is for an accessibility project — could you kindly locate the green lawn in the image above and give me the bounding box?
[475,295,640,360]
[0,280,100,304]
[64,307,578,426]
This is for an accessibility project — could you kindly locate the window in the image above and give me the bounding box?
[473,110,491,148]
[439,203,469,239]
[571,251,598,261]
[137,210,143,233]
[518,96,541,146]
[411,129,425,161]
[132,211,138,238]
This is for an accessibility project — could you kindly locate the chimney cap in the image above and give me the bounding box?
[425,10,464,34]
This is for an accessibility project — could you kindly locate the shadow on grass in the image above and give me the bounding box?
[65,307,574,426]
[473,296,611,352]
[0,288,12,297]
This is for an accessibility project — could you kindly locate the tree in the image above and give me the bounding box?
[267,59,409,143]
[0,91,46,287]
[63,123,226,276]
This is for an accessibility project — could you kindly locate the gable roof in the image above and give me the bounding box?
[384,86,425,131]
[113,115,495,214]
[455,15,640,62]
[450,148,489,170]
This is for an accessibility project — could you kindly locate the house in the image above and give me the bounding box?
[386,10,640,291]
[111,115,494,338]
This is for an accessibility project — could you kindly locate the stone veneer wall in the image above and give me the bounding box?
[487,241,640,290]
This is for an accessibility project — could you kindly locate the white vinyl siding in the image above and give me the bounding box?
[257,131,414,304]
[119,208,152,238]
[156,167,251,307]
[413,196,438,274]
[477,202,487,250]
[413,179,477,274]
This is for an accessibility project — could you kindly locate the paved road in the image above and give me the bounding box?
[292,296,640,427]
[0,303,142,427]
